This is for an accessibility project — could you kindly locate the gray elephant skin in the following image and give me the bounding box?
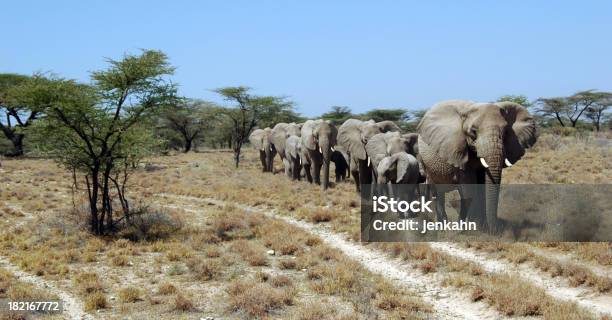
[270,122,302,176]
[417,100,537,232]
[301,119,338,190]
[337,119,401,191]
[285,135,303,181]
[249,128,276,172]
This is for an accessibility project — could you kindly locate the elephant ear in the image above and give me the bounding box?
[301,120,318,151]
[271,123,288,153]
[496,102,538,163]
[338,119,368,160]
[394,153,412,184]
[249,129,265,151]
[417,100,471,169]
[377,156,394,180]
[365,133,389,166]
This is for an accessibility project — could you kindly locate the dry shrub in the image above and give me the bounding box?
[310,210,334,223]
[119,206,183,241]
[186,257,222,281]
[279,259,297,270]
[230,239,268,266]
[111,254,129,266]
[118,286,141,303]
[270,275,292,288]
[174,293,195,311]
[73,272,104,296]
[227,279,295,317]
[84,291,107,311]
[294,302,337,320]
[158,282,177,295]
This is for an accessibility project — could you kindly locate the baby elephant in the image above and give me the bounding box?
[377,152,420,184]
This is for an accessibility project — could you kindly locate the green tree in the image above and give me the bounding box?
[160,99,217,152]
[361,108,409,122]
[214,86,288,168]
[496,94,532,108]
[567,90,608,128]
[36,50,177,235]
[535,97,570,127]
[585,93,612,131]
[0,73,57,156]
[321,106,353,125]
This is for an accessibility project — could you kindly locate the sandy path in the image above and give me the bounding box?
[0,256,92,320]
[431,243,612,317]
[157,193,505,320]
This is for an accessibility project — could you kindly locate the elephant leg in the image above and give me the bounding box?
[350,158,360,192]
[282,157,291,177]
[259,151,267,172]
[303,164,313,183]
[359,160,372,185]
[432,186,448,221]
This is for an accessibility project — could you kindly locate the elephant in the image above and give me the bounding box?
[417,100,537,232]
[364,131,416,181]
[270,122,302,176]
[249,128,276,172]
[301,119,338,190]
[377,152,420,185]
[330,145,349,182]
[284,135,302,181]
[337,119,401,192]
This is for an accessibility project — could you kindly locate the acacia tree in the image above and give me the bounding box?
[321,106,353,125]
[496,94,532,108]
[214,86,291,168]
[565,90,606,127]
[36,50,176,235]
[0,73,57,156]
[586,94,612,131]
[535,97,570,127]
[160,99,217,152]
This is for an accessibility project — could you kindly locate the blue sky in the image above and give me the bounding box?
[2,1,611,116]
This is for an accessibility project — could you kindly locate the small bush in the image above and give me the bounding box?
[118,287,141,303]
[174,293,194,311]
[158,283,177,295]
[230,240,268,266]
[186,258,221,281]
[119,206,183,241]
[227,279,295,317]
[84,292,107,311]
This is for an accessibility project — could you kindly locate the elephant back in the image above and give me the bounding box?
[285,135,300,159]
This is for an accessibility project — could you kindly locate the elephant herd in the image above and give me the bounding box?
[249,100,538,231]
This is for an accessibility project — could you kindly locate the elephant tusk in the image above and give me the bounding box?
[270,147,273,151]
[331,146,335,152]
[504,158,513,167]
[479,158,489,168]
[319,147,323,154]
[367,157,371,167]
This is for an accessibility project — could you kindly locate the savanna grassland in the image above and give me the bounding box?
[0,131,610,319]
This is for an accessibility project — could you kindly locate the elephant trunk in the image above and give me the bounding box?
[480,132,503,233]
[320,140,332,190]
[264,141,273,172]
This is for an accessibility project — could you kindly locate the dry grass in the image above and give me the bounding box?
[118,286,142,303]
[157,282,177,295]
[227,278,296,317]
[173,293,195,311]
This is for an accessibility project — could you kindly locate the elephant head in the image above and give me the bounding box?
[302,119,338,189]
[365,131,413,171]
[377,152,420,184]
[402,133,419,156]
[418,100,537,230]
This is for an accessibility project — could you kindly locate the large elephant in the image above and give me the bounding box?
[301,119,338,190]
[249,128,276,172]
[337,119,401,192]
[270,122,302,176]
[417,100,537,232]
